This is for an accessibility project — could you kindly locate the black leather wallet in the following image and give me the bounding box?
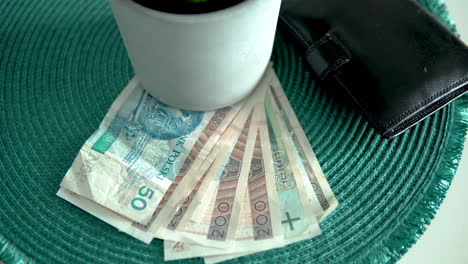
[280,0,468,138]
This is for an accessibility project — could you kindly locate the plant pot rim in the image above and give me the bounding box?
[125,0,259,24]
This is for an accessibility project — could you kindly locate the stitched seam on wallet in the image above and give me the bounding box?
[384,86,467,138]
[383,76,468,129]
[305,34,352,80]
[319,57,349,80]
[305,35,331,56]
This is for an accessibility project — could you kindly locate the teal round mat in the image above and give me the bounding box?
[0,0,467,263]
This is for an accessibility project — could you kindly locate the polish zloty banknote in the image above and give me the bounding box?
[269,74,338,220]
[149,106,251,238]
[57,71,271,244]
[157,112,255,248]
[265,88,324,220]
[57,100,250,244]
[58,65,333,263]
[165,123,284,260]
[57,188,153,243]
[148,66,275,237]
[164,192,257,260]
[129,96,254,240]
[202,69,336,263]
[203,95,324,263]
[60,78,243,225]
[171,97,324,263]
[263,89,322,243]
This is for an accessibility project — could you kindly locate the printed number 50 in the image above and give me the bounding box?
[131,186,155,211]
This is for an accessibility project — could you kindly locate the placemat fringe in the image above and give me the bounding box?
[358,95,468,264]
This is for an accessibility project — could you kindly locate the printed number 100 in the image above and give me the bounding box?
[131,186,154,211]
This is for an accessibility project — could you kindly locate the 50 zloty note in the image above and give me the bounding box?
[60,77,242,229]
[57,98,253,244]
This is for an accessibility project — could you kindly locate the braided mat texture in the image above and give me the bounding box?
[0,0,466,263]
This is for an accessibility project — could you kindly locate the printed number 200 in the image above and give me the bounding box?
[131,186,155,211]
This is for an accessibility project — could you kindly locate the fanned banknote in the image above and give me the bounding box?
[58,64,337,262]
[171,113,253,247]
[148,67,272,238]
[57,99,254,244]
[61,78,243,225]
[202,74,327,263]
[268,74,338,219]
[164,124,284,260]
[165,86,325,261]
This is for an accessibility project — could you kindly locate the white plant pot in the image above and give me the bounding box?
[110,0,281,111]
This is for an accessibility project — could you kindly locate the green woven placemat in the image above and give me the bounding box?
[0,0,467,263]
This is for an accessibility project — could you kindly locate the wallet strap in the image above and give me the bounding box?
[279,15,352,80]
[305,34,351,80]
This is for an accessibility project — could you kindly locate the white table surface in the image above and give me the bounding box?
[398,0,468,263]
